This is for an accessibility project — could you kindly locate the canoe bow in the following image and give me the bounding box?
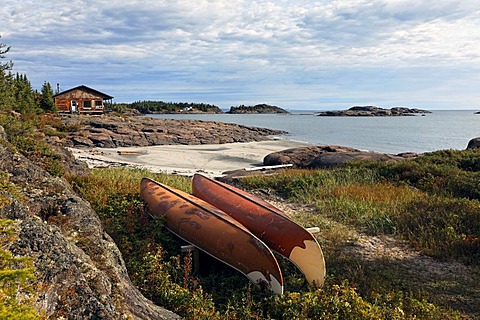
[192,173,326,288]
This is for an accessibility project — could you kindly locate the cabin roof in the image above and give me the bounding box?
[53,85,114,100]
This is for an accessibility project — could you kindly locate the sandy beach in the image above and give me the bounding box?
[69,139,310,177]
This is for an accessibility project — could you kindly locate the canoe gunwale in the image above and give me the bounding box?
[141,177,253,233]
[202,175,290,219]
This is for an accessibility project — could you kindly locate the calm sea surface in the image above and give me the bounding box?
[148,110,480,154]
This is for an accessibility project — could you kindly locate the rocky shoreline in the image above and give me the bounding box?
[54,115,480,173]
[54,115,286,148]
[263,138,480,169]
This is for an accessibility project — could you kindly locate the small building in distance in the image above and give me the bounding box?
[53,85,114,113]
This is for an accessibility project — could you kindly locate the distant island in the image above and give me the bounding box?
[227,104,289,114]
[114,100,224,114]
[317,106,431,117]
[113,101,290,114]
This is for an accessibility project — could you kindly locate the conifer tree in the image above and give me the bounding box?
[39,81,57,113]
[0,36,14,111]
[13,73,37,113]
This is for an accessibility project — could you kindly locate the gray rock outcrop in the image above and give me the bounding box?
[0,136,179,318]
[58,115,286,148]
[467,137,480,149]
[263,145,416,169]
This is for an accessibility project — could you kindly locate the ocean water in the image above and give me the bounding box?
[148,110,480,154]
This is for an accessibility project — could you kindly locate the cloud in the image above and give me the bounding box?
[1,0,480,108]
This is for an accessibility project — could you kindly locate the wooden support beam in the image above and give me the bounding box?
[181,244,200,274]
[306,227,320,233]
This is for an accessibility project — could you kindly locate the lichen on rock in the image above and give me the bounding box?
[0,132,179,319]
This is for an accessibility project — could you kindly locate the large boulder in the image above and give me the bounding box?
[467,137,480,149]
[0,140,179,318]
[264,145,414,169]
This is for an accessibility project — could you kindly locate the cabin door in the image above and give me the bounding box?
[70,100,78,113]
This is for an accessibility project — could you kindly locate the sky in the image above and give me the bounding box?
[1,0,480,110]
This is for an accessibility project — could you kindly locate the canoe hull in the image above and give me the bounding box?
[140,178,283,294]
[192,173,326,287]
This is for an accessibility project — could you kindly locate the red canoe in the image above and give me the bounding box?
[192,173,326,287]
[140,177,284,294]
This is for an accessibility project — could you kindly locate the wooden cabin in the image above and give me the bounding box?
[53,85,114,114]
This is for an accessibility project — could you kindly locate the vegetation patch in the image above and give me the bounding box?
[0,219,40,319]
[69,167,465,319]
[0,113,66,177]
[238,150,480,317]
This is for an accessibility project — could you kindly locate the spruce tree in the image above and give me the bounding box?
[13,73,37,113]
[39,81,57,113]
[0,36,14,111]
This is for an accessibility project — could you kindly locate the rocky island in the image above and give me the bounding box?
[317,106,431,117]
[115,100,224,114]
[227,104,289,114]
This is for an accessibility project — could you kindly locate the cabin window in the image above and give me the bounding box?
[95,100,103,109]
[83,100,92,109]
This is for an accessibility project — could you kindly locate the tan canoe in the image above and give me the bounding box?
[140,177,284,294]
[192,173,326,287]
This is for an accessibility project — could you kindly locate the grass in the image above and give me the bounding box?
[241,157,480,265]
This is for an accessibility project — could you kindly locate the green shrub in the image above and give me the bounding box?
[39,126,67,138]
[132,246,219,319]
[398,196,480,263]
[415,149,480,172]
[266,282,453,320]
[0,219,40,319]
[355,150,480,200]
[0,113,66,177]
[0,171,24,209]
[268,283,382,320]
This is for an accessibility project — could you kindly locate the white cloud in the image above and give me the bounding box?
[1,0,480,108]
